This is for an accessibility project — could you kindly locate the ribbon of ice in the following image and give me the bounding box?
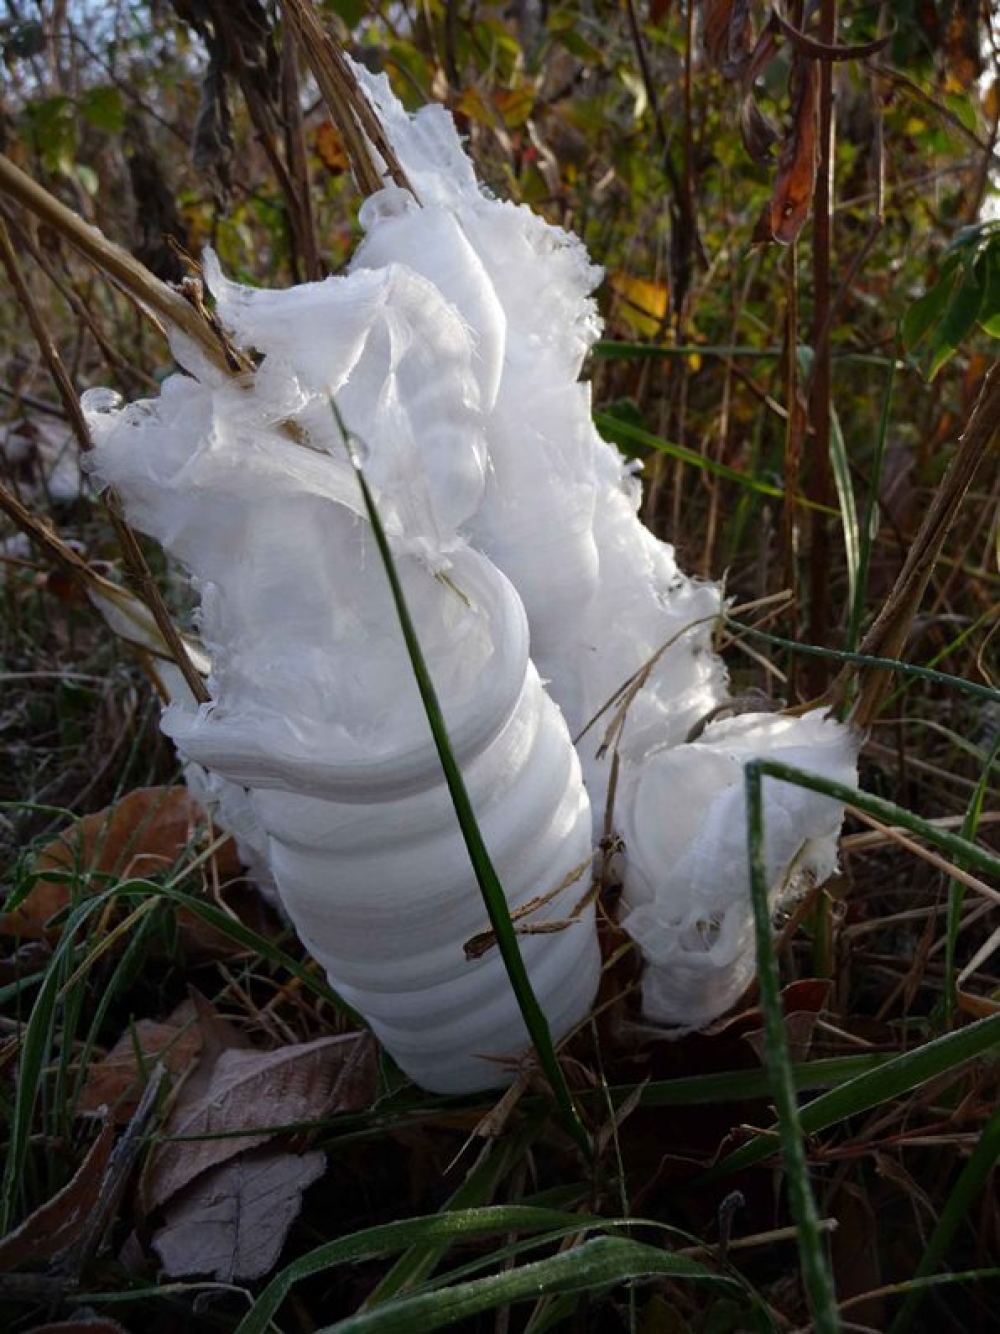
[86,67,860,1091]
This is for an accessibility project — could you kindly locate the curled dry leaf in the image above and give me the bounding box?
[0,1118,114,1273]
[152,1146,326,1281]
[703,0,755,78]
[753,55,818,245]
[76,999,203,1122]
[142,1031,375,1214]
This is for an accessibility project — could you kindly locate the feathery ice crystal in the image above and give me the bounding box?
[85,64,859,1090]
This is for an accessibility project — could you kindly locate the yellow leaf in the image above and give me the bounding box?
[608,271,669,338]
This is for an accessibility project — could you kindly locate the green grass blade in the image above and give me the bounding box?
[333,405,590,1157]
[707,1008,1000,1180]
[594,411,839,514]
[743,763,841,1334]
[234,1206,599,1334]
[887,1105,1000,1333]
[848,358,895,652]
[944,733,999,1024]
[745,760,1000,880]
[828,407,860,625]
[592,342,900,368]
[320,1236,737,1334]
[725,618,1000,708]
[365,1112,547,1306]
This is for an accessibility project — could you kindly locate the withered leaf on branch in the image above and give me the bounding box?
[0,1119,114,1273]
[703,0,755,78]
[740,93,779,164]
[754,55,818,245]
[142,1031,375,1214]
[152,1146,326,1281]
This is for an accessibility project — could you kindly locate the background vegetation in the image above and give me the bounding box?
[0,2,998,1331]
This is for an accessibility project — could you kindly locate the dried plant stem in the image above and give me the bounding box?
[805,0,837,693]
[0,152,229,371]
[279,0,414,200]
[846,359,1000,729]
[0,214,209,703]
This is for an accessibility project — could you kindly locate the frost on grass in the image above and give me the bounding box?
[85,64,859,1090]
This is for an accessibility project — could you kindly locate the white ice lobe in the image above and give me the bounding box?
[85,260,599,1095]
[86,67,860,1084]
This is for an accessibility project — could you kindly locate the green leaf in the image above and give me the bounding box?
[5,20,45,58]
[977,241,1000,336]
[25,96,77,175]
[79,85,125,133]
[901,256,958,351]
[927,269,985,379]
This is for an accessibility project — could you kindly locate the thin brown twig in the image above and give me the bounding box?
[0,214,209,703]
[0,152,233,372]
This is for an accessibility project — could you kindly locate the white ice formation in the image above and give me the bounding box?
[85,65,859,1090]
[618,712,860,1028]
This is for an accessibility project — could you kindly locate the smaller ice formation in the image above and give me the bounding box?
[618,712,860,1028]
[85,64,860,1090]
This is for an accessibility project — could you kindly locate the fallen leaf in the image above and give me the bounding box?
[0,1119,114,1273]
[143,1032,373,1213]
[152,1146,326,1281]
[2,787,242,941]
[742,1007,822,1065]
[77,1000,203,1122]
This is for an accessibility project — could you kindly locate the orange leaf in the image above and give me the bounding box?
[3,786,242,941]
[315,120,349,174]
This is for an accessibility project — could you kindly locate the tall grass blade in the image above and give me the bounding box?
[365,1112,548,1305]
[848,358,894,652]
[828,406,860,631]
[743,762,842,1334]
[725,618,1000,708]
[320,1236,739,1334]
[595,410,839,510]
[887,1105,1000,1333]
[944,733,999,1024]
[235,1207,602,1334]
[332,404,591,1157]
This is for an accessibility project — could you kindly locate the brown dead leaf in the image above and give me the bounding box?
[152,1146,326,1281]
[77,1000,203,1122]
[756,55,818,245]
[0,1119,114,1273]
[742,1006,822,1065]
[143,1031,374,1213]
[703,0,754,78]
[2,787,242,941]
